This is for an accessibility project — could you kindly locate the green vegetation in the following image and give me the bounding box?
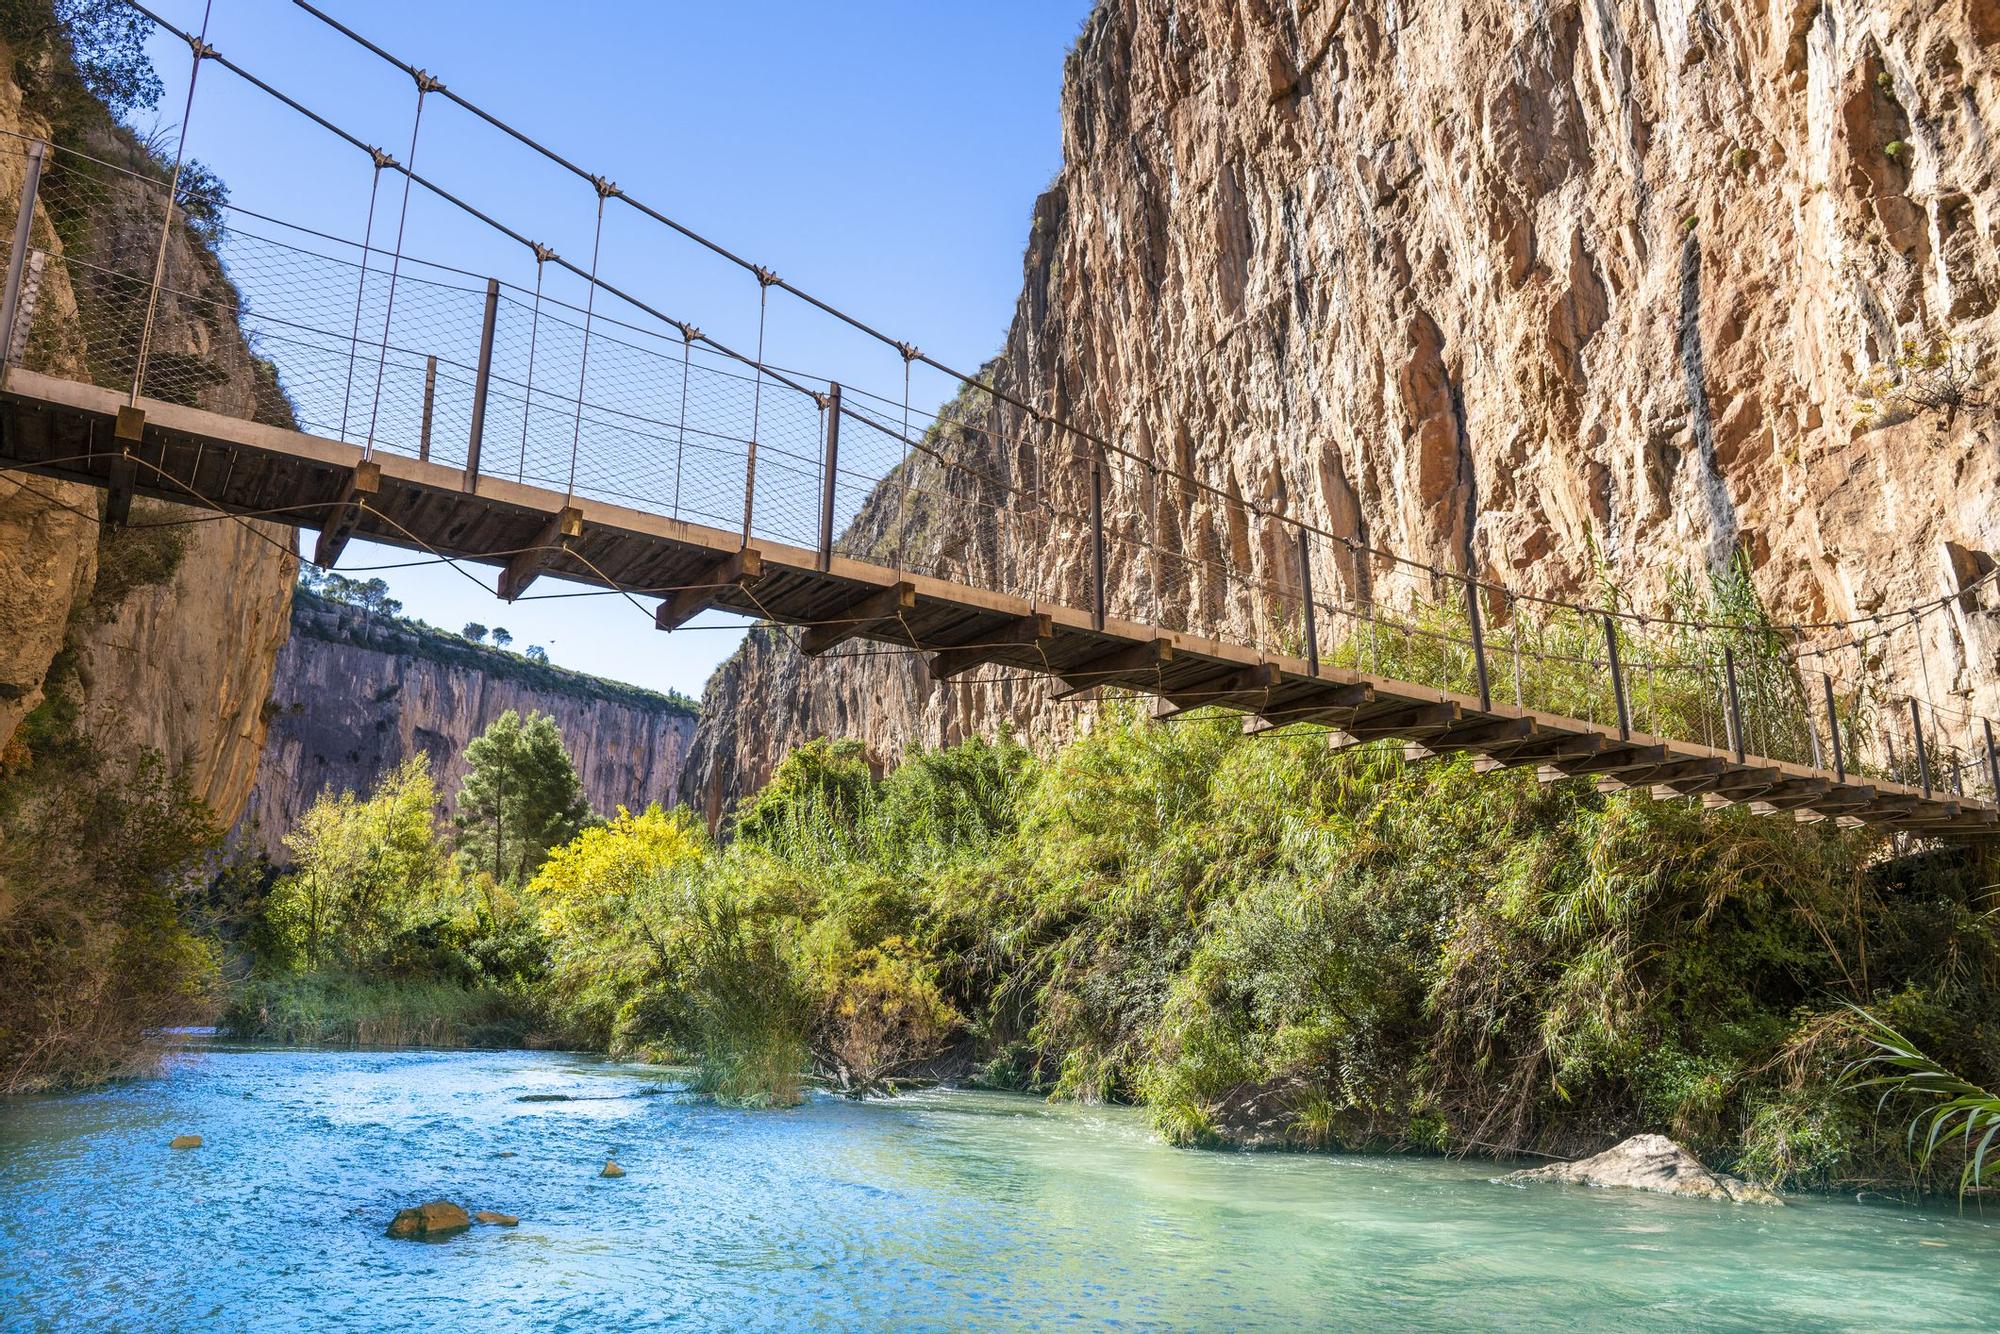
[1847,1008,2000,1200]
[453,710,589,889]
[497,714,1994,1195]
[218,711,585,1048]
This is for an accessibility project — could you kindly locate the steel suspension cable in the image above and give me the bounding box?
[338,158,385,440]
[672,327,692,521]
[743,275,770,543]
[516,248,548,483]
[130,0,214,406]
[362,75,433,461]
[567,181,615,501]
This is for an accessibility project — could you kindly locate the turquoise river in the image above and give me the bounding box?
[2,1044,1998,1330]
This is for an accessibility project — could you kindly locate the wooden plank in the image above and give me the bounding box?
[656,547,764,631]
[800,581,917,656]
[310,458,381,568]
[498,505,584,602]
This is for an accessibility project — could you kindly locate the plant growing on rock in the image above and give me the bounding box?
[1853,332,1987,430]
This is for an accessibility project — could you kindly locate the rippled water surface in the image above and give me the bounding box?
[3,1045,1998,1330]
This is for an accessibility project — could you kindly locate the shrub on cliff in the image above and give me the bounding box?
[0,705,221,1092]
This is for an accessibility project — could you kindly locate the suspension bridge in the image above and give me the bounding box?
[0,1,1993,836]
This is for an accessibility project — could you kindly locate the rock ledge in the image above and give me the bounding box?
[1503,1133,1780,1206]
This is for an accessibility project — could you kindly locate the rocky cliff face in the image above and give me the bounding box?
[237,596,698,862]
[0,32,294,824]
[687,0,2000,804]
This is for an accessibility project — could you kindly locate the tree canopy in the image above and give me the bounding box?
[453,710,589,888]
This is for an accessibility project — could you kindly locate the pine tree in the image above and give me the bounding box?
[453,710,590,888]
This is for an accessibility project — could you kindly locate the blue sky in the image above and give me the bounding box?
[133,0,1092,696]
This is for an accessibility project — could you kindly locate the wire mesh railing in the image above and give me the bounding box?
[0,123,1994,819]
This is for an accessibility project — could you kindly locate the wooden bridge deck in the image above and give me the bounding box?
[3,367,1991,837]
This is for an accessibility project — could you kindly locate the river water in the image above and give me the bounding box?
[2,1045,1996,1330]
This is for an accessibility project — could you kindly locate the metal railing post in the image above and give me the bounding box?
[1984,718,1998,803]
[0,139,44,383]
[818,383,841,571]
[1298,526,1319,676]
[1823,673,1845,782]
[1724,648,1745,763]
[1090,454,1107,632]
[463,278,499,493]
[418,353,436,462]
[1466,575,1490,711]
[1604,613,1630,739]
[1909,697,1932,797]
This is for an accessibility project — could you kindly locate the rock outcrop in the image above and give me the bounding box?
[386,1199,471,1239]
[0,24,294,827]
[235,592,697,860]
[687,0,2000,805]
[1503,1132,1782,1204]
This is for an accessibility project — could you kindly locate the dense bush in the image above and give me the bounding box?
[518,713,1995,1189]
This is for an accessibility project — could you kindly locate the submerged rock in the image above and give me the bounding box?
[168,1134,202,1150]
[386,1199,472,1239]
[1503,1134,1780,1206]
[600,1158,625,1178]
[474,1210,519,1227]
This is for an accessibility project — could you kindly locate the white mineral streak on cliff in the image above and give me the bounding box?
[686,0,2000,806]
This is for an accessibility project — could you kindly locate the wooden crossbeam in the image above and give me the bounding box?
[1630,756,1726,787]
[1547,743,1669,777]
[928,612,1054,681]
[1342,701,1461,740]
[656,547,764,631]
[101,404,144,527]
[1428,716,1538,753]
[1155,662,1281,718]
[1055,637,1175,696]
[1475,731,1605,770]
[498,504,583,601]
[800,581,917,656]
[1241,683,1374,733]
[310,458,381,568]
[1753,777,1833,810]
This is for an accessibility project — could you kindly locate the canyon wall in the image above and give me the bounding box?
[687,0,2000,805]
[236,594,698,862]
[0,28,294,825]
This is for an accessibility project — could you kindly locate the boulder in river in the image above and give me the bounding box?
[386,1199,472,1239]
[474,1210,519,1227]
[1502,1133,1780,1205]
[600,1158,626,1178]
[168,1134,202,1150]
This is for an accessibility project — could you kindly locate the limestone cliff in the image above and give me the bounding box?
[687,0,2000,805]
[236,593,698,862]
[0,20,295,824]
